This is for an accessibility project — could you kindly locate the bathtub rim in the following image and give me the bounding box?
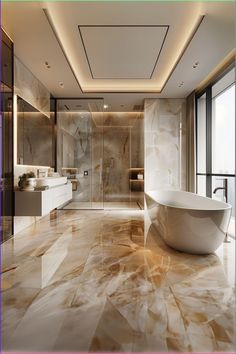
[145,190,232,212]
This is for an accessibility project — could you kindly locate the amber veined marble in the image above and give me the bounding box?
[1,209,235,352]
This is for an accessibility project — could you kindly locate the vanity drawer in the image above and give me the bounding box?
[15,184,72,216]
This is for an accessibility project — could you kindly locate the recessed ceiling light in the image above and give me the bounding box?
[59,82,64,88]
[193,61,199,69]
[45,61,51,69]
[103,104,108,109]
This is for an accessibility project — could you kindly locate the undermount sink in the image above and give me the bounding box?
[34,177,67,188]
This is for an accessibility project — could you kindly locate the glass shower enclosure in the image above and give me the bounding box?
[56,99,144,210]
[57,99,104,209]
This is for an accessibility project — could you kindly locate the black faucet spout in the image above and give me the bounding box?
[213,186,225,194]
[212,178,228,203]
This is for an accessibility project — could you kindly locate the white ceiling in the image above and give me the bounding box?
[1,1,235,110]
[78,26,168,79]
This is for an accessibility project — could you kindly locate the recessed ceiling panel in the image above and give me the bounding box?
[78,26,168,79]
[3,2,235,96]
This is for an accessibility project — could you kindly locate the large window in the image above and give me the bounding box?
[196,66,235,238]
[212,84,235,175]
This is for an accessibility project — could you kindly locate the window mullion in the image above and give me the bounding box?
[206,87,212,197]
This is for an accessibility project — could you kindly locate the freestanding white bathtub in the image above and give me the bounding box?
[145,190,232,254]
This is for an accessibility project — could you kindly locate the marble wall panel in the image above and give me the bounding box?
[57,111,144,204]
[13,57,52,235]
[144,99,187,192]
[103,127,130,202]
[57,112,93,203]
[14,56,50,116]
[62,130,76,169]
[74,118,93,203]
[131,114,144,168]
[91,126,103,203]
[17,111,54,167]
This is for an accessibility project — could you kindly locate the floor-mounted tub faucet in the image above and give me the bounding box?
[213,178,228,203]
[213,178,230,243]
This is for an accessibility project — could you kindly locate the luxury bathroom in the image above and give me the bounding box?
[0,1,235,352]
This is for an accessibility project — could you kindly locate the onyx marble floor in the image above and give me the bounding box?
[1,209,235,352]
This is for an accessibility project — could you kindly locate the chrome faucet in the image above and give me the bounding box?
[213,178,228,203]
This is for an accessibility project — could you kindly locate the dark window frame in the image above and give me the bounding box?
[196,64,236,198]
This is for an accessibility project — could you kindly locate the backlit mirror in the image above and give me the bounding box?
[17,97,55,167]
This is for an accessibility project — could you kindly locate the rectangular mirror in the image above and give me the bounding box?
[17,97,54,167]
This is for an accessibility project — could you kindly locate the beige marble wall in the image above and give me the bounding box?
[103,126,130,202]
[144,99,187,192]
[14,56,50,116]
[17,111,54,167]
[97,112,144,203]
[57,111,144,204]
[131,114,144,168]
[14,57,52,235]
[57,111,94,203]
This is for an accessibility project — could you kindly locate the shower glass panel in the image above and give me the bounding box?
[56,100,144,210]
[56,99,104,209]
[102,111,144,210]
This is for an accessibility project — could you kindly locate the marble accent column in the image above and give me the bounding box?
[144,99,187,192]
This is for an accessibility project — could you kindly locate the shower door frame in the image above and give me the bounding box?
[55,97,105,210]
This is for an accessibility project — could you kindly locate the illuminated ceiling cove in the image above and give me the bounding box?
[43,2,205,93]
[2,1,235,98]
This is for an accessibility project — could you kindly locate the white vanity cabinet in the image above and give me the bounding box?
[15,183,72,216]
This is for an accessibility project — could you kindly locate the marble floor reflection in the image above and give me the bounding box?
[63,201,142,210]
[1,209,235,352]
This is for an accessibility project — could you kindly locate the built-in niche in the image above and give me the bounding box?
[17,97,55,167]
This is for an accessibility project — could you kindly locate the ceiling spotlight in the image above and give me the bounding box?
[192,61,199,69]
[59,82,64,88]
[103,104,108,109]
[45,61,51,69]
[178,81,184,88]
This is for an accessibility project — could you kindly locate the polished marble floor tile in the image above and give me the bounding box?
[1,209,235,352]
[63,201,142,210]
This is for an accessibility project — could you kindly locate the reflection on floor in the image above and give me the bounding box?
[228,217,235,238]
[63,201,142,210]
[1,210,235,352]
